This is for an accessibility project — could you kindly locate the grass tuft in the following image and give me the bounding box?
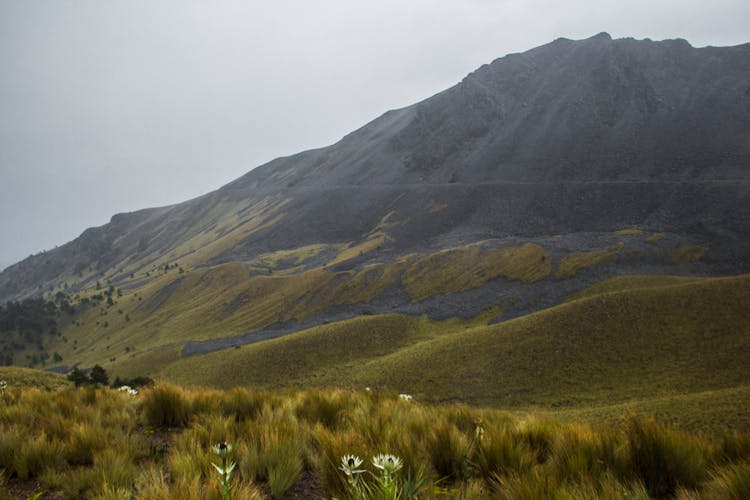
[627,416,708,497]
[0,375,747,497]
[703,461,750,500]
[141,383,192,427]
[427,420,472,482]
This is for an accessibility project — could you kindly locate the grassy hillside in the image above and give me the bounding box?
[42,230,688,369]
[401,242,551,301]
[0,366,69,390]
[158,311,498,389]
[156,274,750,428]
[553,384,750,436]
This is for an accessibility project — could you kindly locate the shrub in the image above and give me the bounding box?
[111,375,154,389]
[67,367,90,387]
[90,364,109,385]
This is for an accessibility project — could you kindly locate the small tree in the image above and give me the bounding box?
[90,364,109,385]
[67,368,90,387]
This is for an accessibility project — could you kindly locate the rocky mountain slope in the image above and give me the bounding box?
[1,33,749,375]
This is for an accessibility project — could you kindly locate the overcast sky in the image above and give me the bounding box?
[1,0,749,270]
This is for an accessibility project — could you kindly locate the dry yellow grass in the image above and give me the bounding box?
[645,233,665,244]
[0,366,70,390]
[402,243,550,301]
[4,380,748,499]
[251,244,330,271]
[555,243,624,279]
[669,245,707,265]
[615,228,643,236]
[562,274,705,303]
[328,232,389,266]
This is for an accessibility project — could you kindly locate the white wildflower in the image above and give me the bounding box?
[339,454,365,477]
[118,385,138,395]
[398,393,412,401]
[372,453,403,473]
[211,441,236,499]
[212,441,232,459]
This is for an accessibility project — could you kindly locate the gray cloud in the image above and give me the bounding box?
[1,0,749,269]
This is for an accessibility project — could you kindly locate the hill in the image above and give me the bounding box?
[150,274,750,419]
[0,34,748,421]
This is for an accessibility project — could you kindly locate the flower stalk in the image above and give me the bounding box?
[339,454,366,498]
[211,441,236,500]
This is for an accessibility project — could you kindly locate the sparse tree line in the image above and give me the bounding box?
[0,296,68,366]
[66,364,153,389]
[0,286,133,367]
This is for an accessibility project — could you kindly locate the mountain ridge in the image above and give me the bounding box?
[1,33,748,338]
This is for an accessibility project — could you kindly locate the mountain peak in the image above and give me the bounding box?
[2,35,750,305]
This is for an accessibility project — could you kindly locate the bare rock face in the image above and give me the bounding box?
[2,33,750,303]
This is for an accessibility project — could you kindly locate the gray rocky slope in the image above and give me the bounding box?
[1,33,749,303]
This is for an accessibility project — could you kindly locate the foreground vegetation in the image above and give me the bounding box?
[1,380,749,499]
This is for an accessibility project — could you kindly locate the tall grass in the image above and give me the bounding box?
[1,382,749,499]
[626,416,708,497]
[141,383,192,427]
[703,461,750,499]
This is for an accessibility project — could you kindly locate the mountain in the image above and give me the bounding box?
[1,34,749,403]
